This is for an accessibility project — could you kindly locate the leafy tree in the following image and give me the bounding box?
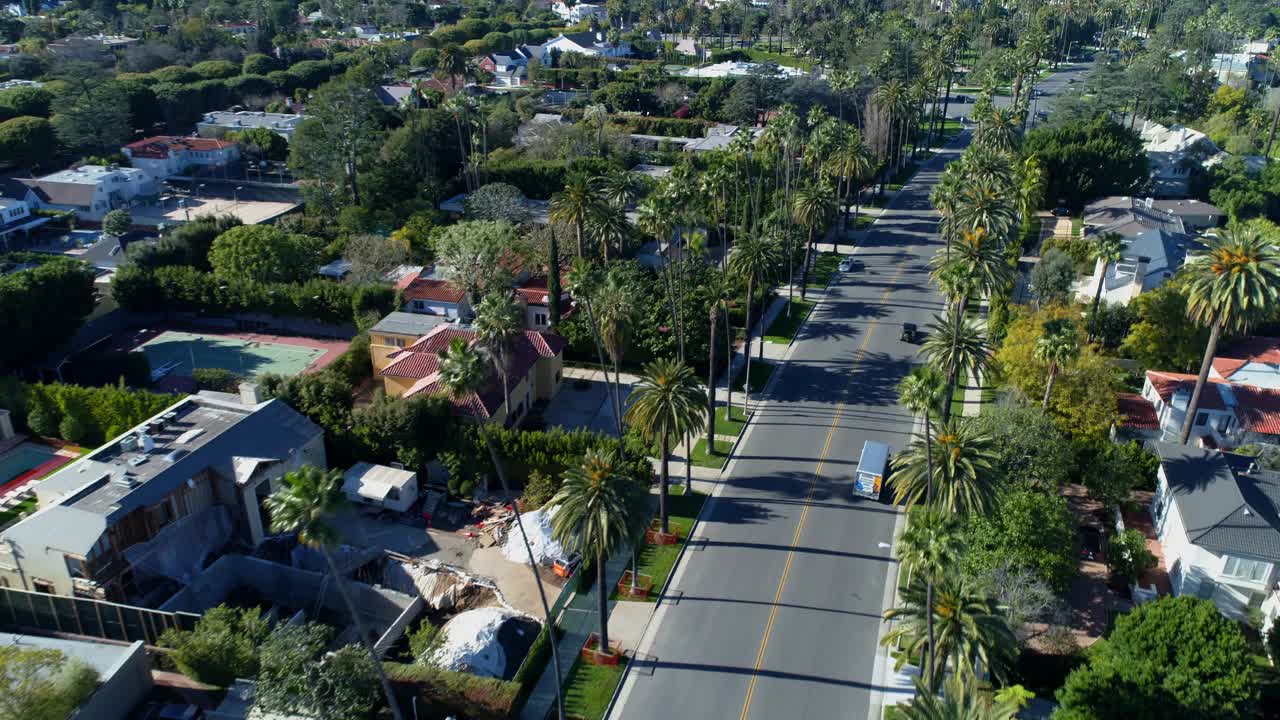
[1055,596,1258,720]
[962,487,1077,594]
[1177,228,1280,444]
[433,220,521,304]
[465,182,529,223]
[243,53,279,75]
[0,645,99,720]
[0,116,56,169]
[549,448,642,656]
[102,209,132,238]
[343,234,408,284]
[1120,283,1208,372]
[159,605,271,687]
[967,404,1073,488]
[289,75,385,209]
[125,215,241,271]
[0,85,51,119]
[1107,528,1156,586]
[208,225,323,283]
[254,623,381,720]
[1029,248,1077,307]
[51,80,131,153]
[1023,116,1147,210]
[0,257,96,371]
[192,60,239,79]
[227,127,289,162]
[264,467,403,720]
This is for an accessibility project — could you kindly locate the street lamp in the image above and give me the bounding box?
[234,186,244,205]
[1067,40,1079,63]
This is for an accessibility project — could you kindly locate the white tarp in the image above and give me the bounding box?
[501,506,567,565]
[429,607,515,677]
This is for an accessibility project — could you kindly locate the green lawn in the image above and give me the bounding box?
[713,405,750,437]
[850,214,876,231]
[689,438,730,469]
[731,360,775,393]
[561,657,629,720]
[743,47,812,70]
[1071,216,1083,236]
[764,300,815,343]
[615,488,707,603]
[0,496,36,529]
[806,252,841,289]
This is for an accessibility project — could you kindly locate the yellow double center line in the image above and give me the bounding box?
[737,261,908,720]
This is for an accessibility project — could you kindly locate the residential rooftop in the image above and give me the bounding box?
[1155,442,1280,560]
[35,165,144,185]
[370,311,452,337]
[199,110,304,131]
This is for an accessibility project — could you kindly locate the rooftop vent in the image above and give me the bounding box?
[111,473,140,488]
[126,455,148,467]
[163,449,187,463]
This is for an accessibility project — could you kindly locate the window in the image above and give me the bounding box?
[1194,412,1208,426]
[412,300,426,311]
[64,554,86,579]
[1222,555,1270,583]
[392,337,405,348]
[534,312,548,326]
[32,578,54,594]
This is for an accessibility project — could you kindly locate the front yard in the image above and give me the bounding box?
[561,658,629,720]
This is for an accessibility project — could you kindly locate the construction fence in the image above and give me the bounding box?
[0,586,198,645]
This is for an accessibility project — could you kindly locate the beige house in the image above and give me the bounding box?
[373,321,565,426]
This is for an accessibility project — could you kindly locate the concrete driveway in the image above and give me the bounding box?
[541,367,636,436]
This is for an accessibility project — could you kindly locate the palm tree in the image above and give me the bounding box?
[930,227,1012,309]
[891,419,1000,515]
[977,107,1021,153]
[597,169,640,211]
[1035,318,1082,410]
[922,307,990,422]
[587,203,630,262]
[897,506,964,691]
[792,181,834,301]
[954,176,1017,244]
[265,467,405,720]
[625,358,706,535]
[548,448,641,657]
[595,267,640,438]
[898,675,1019,720]
[728,234,780,415]
[897,366,947,503]
[472,292,524,426]
[435,338,565,718]
[1088,232,1127,339]
[930,167,965,259]
[1016,155,1046,230]
[549,174,601,257]
[1178,228,1280,443]
[824,125,874,233]
[705,273,732,449]
[882,572,1016,689]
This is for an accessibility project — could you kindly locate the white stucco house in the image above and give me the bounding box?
[1127,368,1280,448]
[1145,443,1280,626]
[1138,120,1222,197]
[551,1,607,23]
[543,30,631,59]
[20,165,155,221]
[1073,197,1200,307]
[122,135,241,180]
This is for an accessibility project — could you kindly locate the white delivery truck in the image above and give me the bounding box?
[853,440,890,500]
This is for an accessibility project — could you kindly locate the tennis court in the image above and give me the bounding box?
[139,330,327,381]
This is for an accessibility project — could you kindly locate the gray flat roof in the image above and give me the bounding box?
[0,632,137,678]
[371,311,451,337]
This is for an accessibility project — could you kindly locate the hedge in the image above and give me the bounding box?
[480,155,618,200]
[0,377,181,447]
[110,264,398,327]
[383,661,520,720]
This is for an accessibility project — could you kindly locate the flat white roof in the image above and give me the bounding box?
[343,462,416,500]
[38,165,140,184]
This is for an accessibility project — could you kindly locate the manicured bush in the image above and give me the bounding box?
[149,65,201,84]
[192,60,240,79]
[192,367,242,393]
[0,256,95,371]
[0,379,180,446]
[1107,528,1156,586]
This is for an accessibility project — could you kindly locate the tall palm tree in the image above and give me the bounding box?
[728,234,780,415]
[625,358,706,534]
[898,675,1019,720]
[586,203,630,262]
[882,572,1016,688]
[977,107,1021,153]
[954,176,1017,244]
[472,291,524,426]
[1178,228,1280,443]
[549,174,601,258]
[548,448,641,657]
[792,182,834,300]
[922,307,991,422]
[824,125,874,233]
[705,273,732,449]
[597,169,640,211]
[1088,232,1127,339]
[872,79,912,173]
[1016,154,1046,230]
[897,506,965,691]
[1036,318,1082,410]
[891,419,1000,515]
[930,227,1012,309]
[265,467,405,720]
[595,267,640,439]
[930,167,965,259]
[435,338,565,718]
[897,366,947,503]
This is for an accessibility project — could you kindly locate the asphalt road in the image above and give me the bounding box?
[612,139,962,720]
[944,61,1092,128]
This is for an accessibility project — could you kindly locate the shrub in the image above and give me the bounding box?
[149,65,201,84]
[243,53,279,75]
[0,379,180,446]
[159,605,271,687]
[522,469,556,509]
[191,60,239,79]
[1107,528,1156,587]
[383,661,520,718]
[192,367,242,393]
[407,621,442,662]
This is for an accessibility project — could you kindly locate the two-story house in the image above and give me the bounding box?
[0,192,50,248]
[0,388,324,602]
[197,110,303,143]
[20,165,155,221]
[1073,197,1200,307]
[552,1,607,23]
[122,136,241,181]
[374,323,565,426]
[1145,443,1280,624]
[1138,120,1222,198]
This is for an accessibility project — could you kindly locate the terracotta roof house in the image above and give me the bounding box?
[122,135,240,180]
[1119,370,1280,448]
[1210,337,1280,390]
[1135,443,1280,627]
[373,322,565,425]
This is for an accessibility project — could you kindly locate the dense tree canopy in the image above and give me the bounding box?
[0,257,96,371]
[961,486,1077,594]
[1024,117,1147,211]
[208,225,324,283]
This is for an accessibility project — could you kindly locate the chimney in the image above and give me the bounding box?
[239,382,262,406]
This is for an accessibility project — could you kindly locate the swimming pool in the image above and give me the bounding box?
[0,444,58,485]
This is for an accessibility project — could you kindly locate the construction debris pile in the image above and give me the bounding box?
[384,557,500,612]
[430,607,519,678]
[501,506,567,566]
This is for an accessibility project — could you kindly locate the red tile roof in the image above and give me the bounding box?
[403,277,466,304]
[1145,370,1280,436]
[378,324,565,419]
[515,275,570,307]
[1117,393,1159,430]
[124,135,237,159]
[1146,371,1228,411]
[1212,336,1280,379]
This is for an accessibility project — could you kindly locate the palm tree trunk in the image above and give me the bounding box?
[926,578,937,692]
[799,226,814,301]
[742,276,755,415]
[923,412,934,505]
[596,548,610,654]
[1264,102,1280,161]
[724,309,734,415]
[707,306,718,447]
[1089,262,1108,341]
[941,366,957,423]
[320,546,407,720]
[478,425,565,719]
[1042,364,1058,409]
[1179,319,1223,444]
[659,435,671,534]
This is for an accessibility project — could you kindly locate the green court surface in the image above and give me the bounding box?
[140,331,323,379]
